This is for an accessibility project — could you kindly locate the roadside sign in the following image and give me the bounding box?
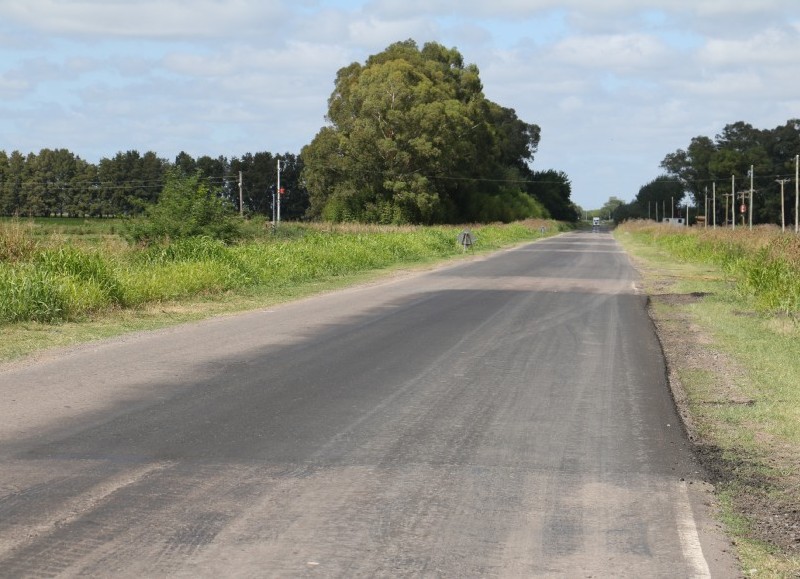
[458,230,474,251]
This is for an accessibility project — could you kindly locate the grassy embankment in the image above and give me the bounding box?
[1,217,563,361]
[616,221,800,578]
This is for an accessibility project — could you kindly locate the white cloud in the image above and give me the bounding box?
[698,27,800,67]
[551,33,670,72]
[0,76,30,97]
[347,16,438,50]
[0,0,288,39]
[164,42,349,78]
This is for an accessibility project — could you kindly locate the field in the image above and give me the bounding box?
[0,216,563,360]
[617,221,800,578]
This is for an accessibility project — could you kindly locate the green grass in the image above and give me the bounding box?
[620,221,800,316]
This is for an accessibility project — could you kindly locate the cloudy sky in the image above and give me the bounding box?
[1,0,798,210]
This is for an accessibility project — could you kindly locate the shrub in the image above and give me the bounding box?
[126,170,241,244]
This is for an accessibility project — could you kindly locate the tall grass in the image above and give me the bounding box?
[618,221,800,315]
[1,219,561,324]
[0,219,39,262]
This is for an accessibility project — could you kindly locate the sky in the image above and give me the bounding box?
[1,1,799,211]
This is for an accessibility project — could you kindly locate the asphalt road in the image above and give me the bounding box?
[0,231,738,577]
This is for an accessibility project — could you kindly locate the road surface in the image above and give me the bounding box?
[0,231,738,577]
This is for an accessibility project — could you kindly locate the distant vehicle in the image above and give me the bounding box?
[662,218,686,226]
[592,217,600,231]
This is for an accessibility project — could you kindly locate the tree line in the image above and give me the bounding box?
[616,119,800,225]
[1,40,578,225]
[0,148,308,220]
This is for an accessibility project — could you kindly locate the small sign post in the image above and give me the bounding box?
[458,230,474,252]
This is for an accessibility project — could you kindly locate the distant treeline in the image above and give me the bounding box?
[0,149,309,219]
[0,147,577,223]
[617,119,800,225]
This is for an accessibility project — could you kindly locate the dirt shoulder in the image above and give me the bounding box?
[619,232,800,577]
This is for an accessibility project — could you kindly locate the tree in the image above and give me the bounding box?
[615,176,685,222]
[96,150,167,217]
[65,158,98,218]
[230,152,274,216]
[527,170,577,221]
[660,136,715,205]
[600,196,627,222]
[174,151,197,176]
[660,119,799,225]
[0,151,10,215]
[274,154,308,221]
[301,39,545,224]
[1,151,26,216]
[126,169,240,244]
[19,149,74,216]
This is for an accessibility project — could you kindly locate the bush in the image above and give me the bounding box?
[126,170,241,244]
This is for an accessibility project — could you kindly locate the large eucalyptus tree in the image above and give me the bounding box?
[302,40,544,224]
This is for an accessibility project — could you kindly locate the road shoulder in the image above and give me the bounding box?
[618,229,800,577]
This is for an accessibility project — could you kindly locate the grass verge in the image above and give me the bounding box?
[616,225,800,578]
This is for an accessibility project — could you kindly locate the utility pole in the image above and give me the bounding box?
[738,189,750,228]
[796,154,799,234]
[777,179,790,233]
[748,165,754,230]
[712,181,717,228]
[238,171,243,217]
[723,193,730,228]
[731,174,736,230]
[276,159,283,226]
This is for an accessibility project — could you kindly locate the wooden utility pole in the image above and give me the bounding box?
[738,189,749,227]
[712,181,717,228]
[238,171,243,217]
[276,159,282,226]
[723,192,731,228]
[777,179,790,233]
[749,165,754,230]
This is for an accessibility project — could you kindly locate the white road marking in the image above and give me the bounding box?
[676,481,712,578]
